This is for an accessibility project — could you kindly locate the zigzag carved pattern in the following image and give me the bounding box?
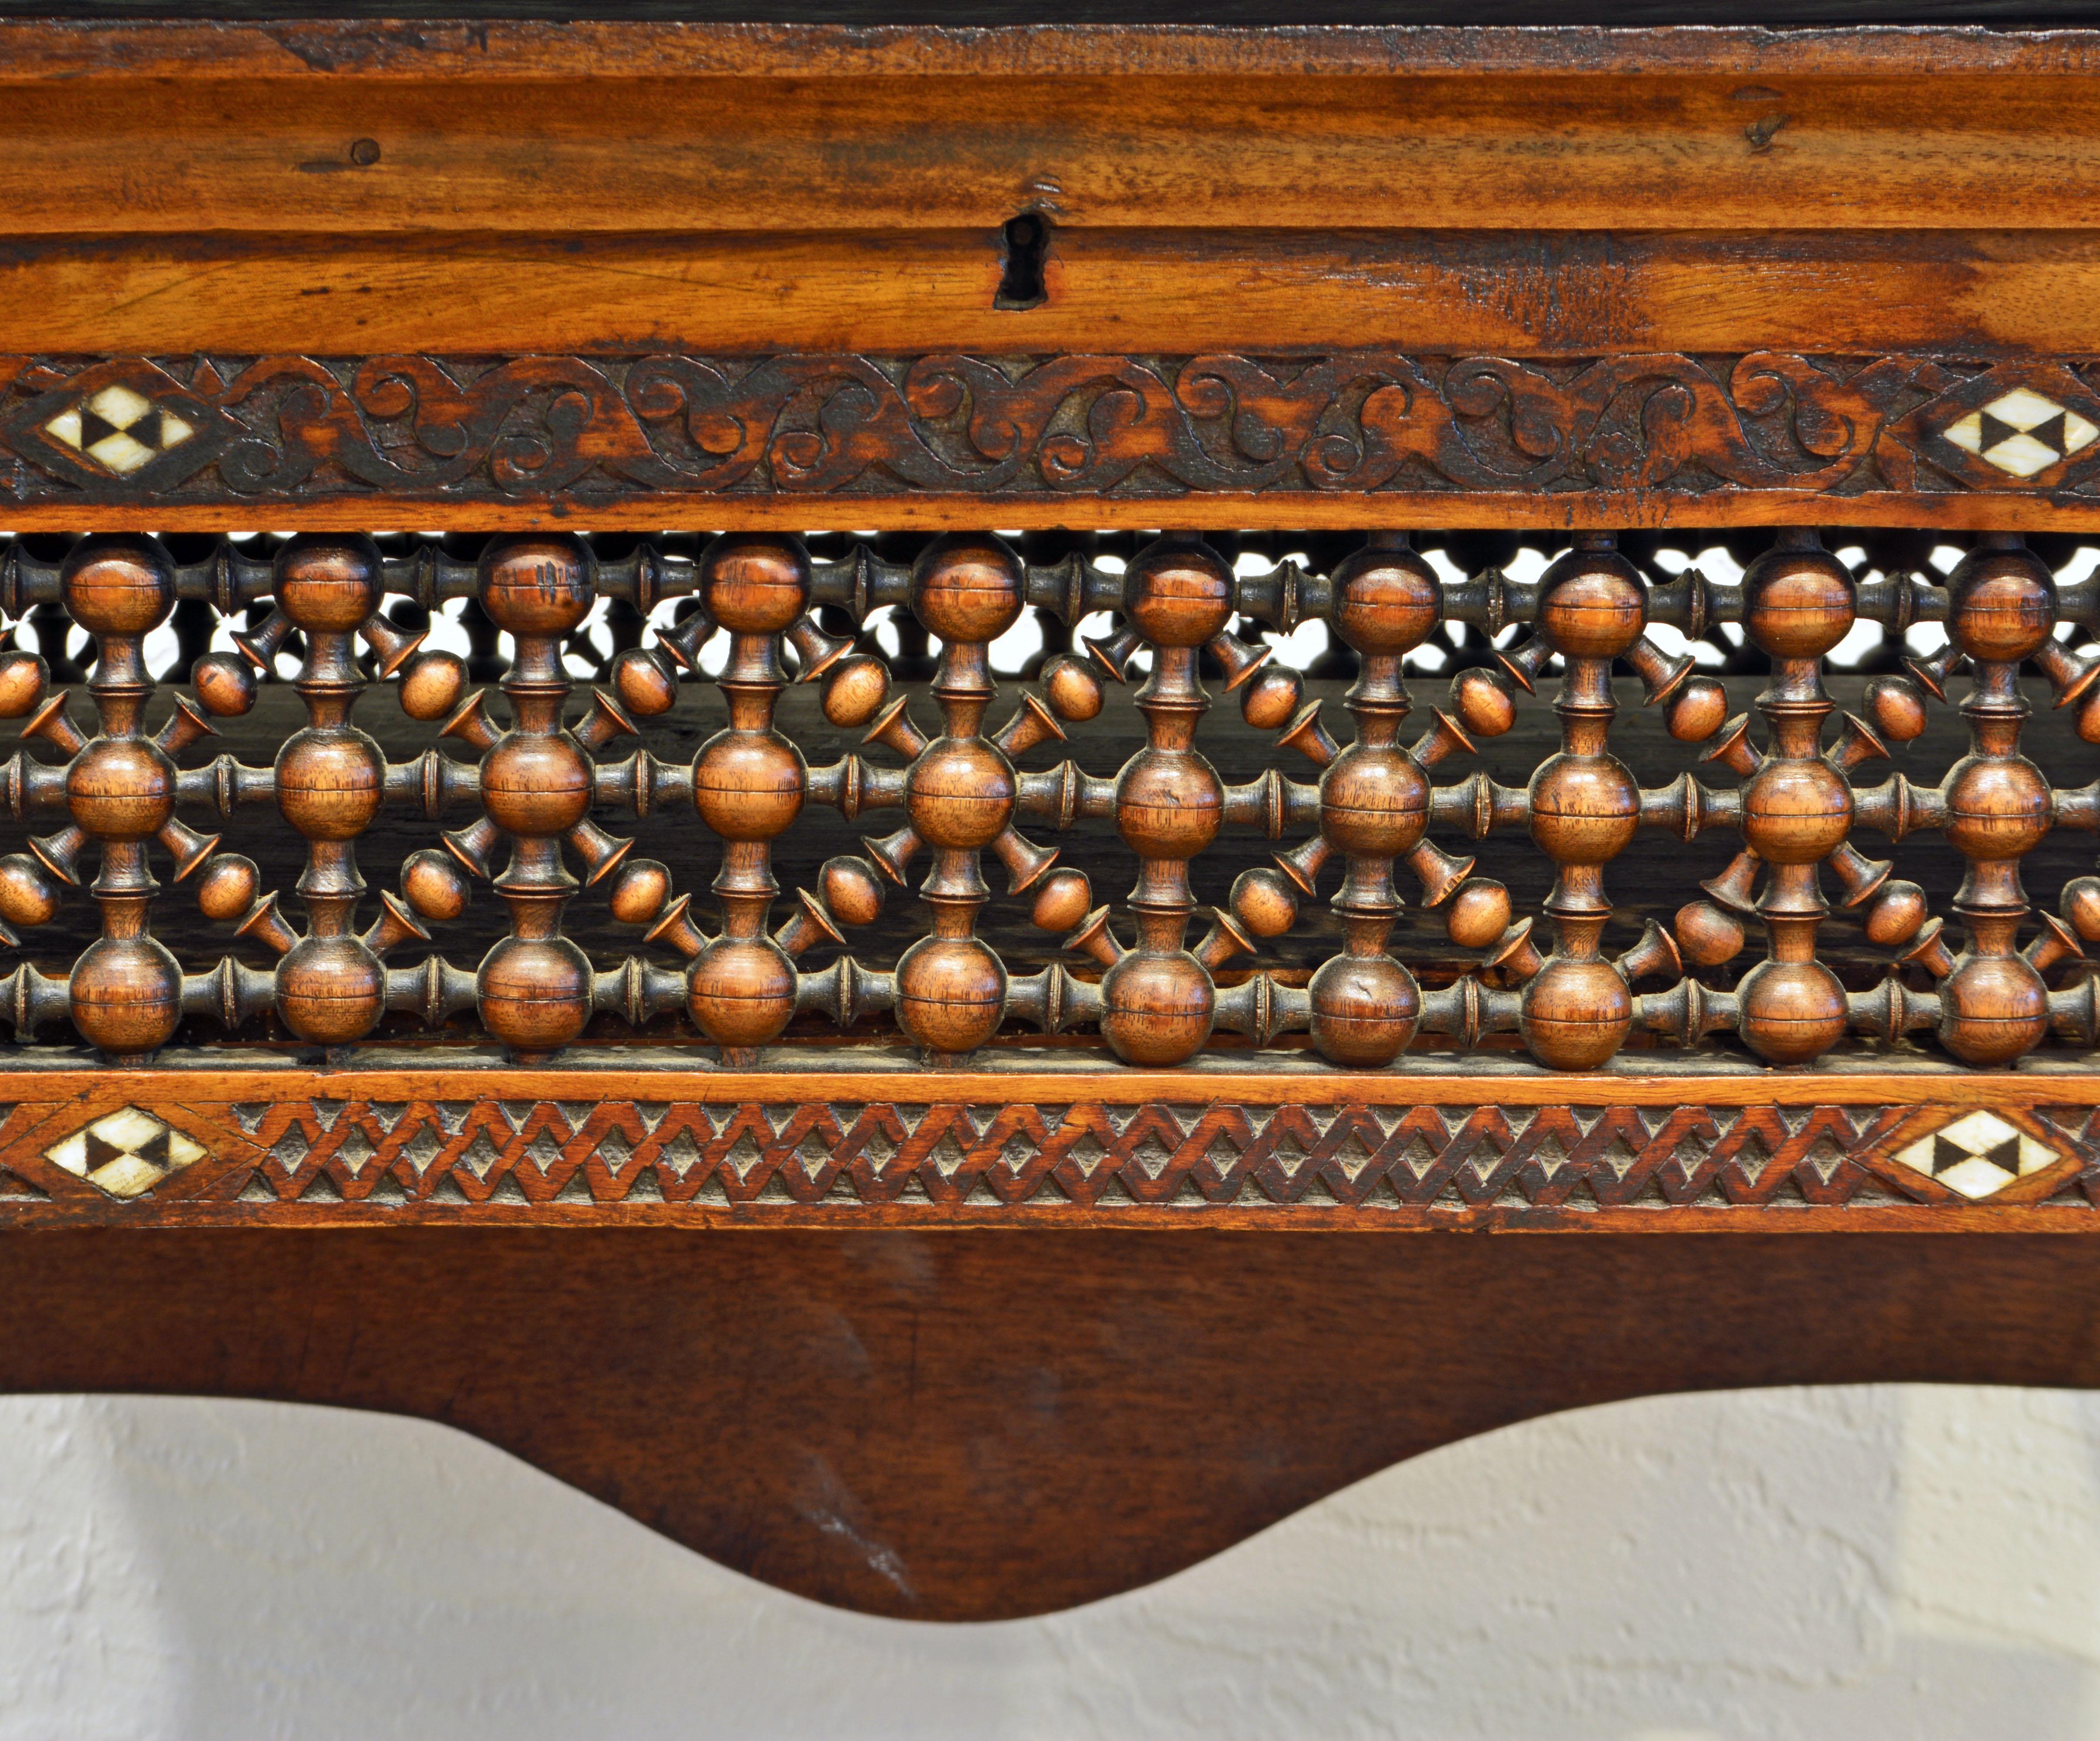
[224,1098,2099,1211]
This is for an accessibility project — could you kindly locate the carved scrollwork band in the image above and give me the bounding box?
[4,351,2100,511]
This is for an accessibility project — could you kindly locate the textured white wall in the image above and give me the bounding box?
[1,1385,2097,1739]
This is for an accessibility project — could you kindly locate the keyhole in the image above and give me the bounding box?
[995,212,1050,310]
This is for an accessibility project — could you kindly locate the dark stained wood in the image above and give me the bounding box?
[13,20,2100,81]
[10,351,2100,531]
[4,1226,2099,1618]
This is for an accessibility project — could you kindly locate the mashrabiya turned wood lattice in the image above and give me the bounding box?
[2,525,2100,1074]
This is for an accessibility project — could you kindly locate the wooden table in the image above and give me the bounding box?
[2,9,2099,1621]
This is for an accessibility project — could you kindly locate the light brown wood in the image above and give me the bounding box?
[16,491,2100,537]
[18,229,2100,357]
[3,74,2100,237]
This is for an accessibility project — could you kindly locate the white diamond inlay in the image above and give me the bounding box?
[1984,387,2067,430]
[43,380,198,477]
[1894,1108,2062,1201]
[1940,387,2100,479]
[44,1105,209,1200]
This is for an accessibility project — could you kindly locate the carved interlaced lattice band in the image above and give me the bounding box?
[2,1092,2096,1220]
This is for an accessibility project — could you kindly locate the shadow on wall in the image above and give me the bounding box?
[0,1385,2097,1740]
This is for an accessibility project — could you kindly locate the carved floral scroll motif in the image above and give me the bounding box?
[0,351,2088,508]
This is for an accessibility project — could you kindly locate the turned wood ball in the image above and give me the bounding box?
[1030,867,1092,932]
[276,726,386,840]
[2078,687,2100,746]
[1100,947,1214,1066]
[276,935,386,1045]
[477,934,592,1058]
[1740,535,1854,659]
[1231,868,1299,938]
[397,650,468,722]
[1740,755,1851,864]
[1115,746,1223,861]
[1042,655,1104,724]
[1449,667,1516,738]
[1527,752,1639,866]
[70,934,182,1060]
[693,729,806,841]
[687,935,798,1049]
[67,737,174,840]
[1674,899,1745,966]
[1939,952,2049,1066]
[611,647,678,717]
[906,736,1016,850]
[1309,951,1420,1066]
[1942,753,2052,862]
[0,853,58,927]
[1945,541,2055,665]
[1124,537,1233,649]
[912,534,1025,646]
[1319,743,1428,859]
[1864,880,1928,947]
[699,532,809,636]
[191,652,256,718]
[0,651,46,720]
[1238,664,1299,730]
[2064,876,2100,942]
[1665,676,1728,743]
[481,730,594,838]
[194,853,259,923]
[1445,879,1512,949]
[274,534,383,632]
[61,534,174,637]
[820,856,885,927]
[895,934,1008,1055]
[1737,958,1849,1065]
[478,533,595,636]
[1519,957,1633,1070]
[1331,539,1439,656]
[822,655,889,728]
[401,848,470,922]
[609,857,671,925]
[1862,675,1928,743]
[1535,541,1644,660]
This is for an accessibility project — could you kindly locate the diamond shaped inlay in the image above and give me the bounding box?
[44,1106,207,1200]
[1894,1109,2063,1201]
[1942,388,2099,479]
[44,382,196,477]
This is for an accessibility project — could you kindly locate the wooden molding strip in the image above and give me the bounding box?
[13,21,2100,81]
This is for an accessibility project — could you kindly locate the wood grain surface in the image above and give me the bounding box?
[0,73,2092,236]
[11,230,2100,363]
[3,1226,2097,1617]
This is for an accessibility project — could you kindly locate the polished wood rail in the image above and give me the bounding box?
[10,15,2100,1621]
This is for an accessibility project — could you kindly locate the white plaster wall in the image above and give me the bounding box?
[1,1385,2097,1739]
